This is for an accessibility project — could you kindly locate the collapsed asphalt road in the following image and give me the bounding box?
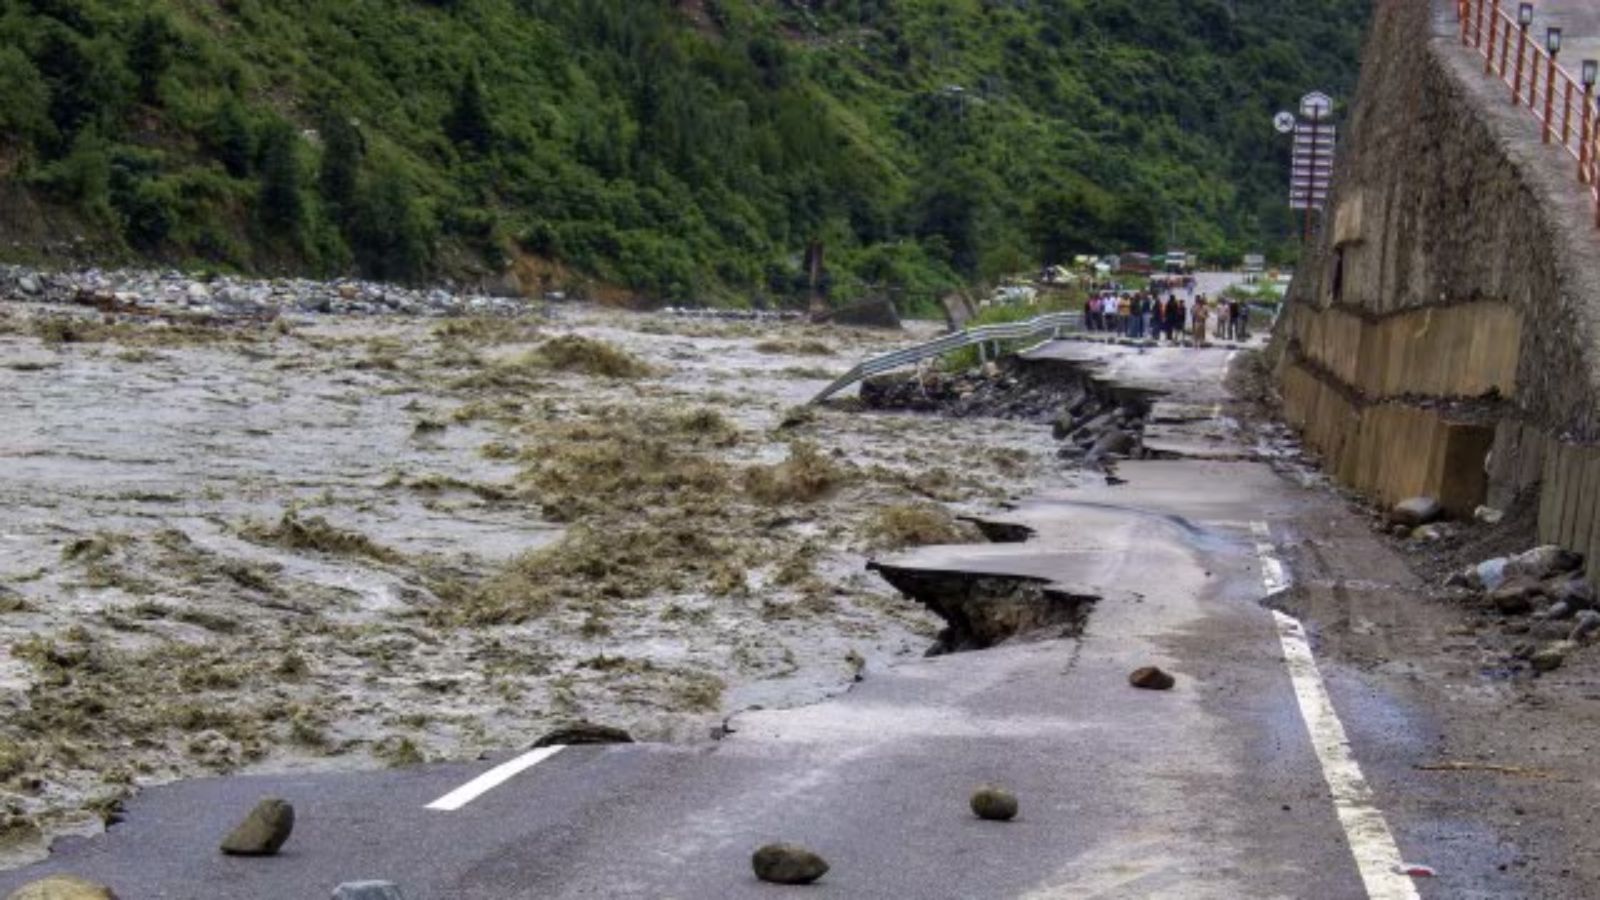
[0,338,1552,898]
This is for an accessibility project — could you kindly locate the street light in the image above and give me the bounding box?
[1514,4,1535,106]
[1544,27,1562,142]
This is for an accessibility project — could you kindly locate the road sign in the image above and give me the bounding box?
[1274,111,1297,134]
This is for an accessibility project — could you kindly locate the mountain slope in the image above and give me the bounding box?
[0,0,1369,304]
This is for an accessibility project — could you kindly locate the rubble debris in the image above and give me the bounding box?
[332,882,407,900]
[1391,497,1442,527]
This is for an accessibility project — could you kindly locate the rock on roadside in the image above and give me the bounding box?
[6,876,118,900]
[220,798,295,856]
[1390,497,1442,527]
[1531,642,1576,673]
[751,844,829,885]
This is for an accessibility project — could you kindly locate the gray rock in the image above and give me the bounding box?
[1530,641,1576,673]
[1391,497,1442,527]
[220,798,295,856]
[1468,558,1509,592]
[1545,576,1596,611]
[1543,601,1575,622]
[1089,429,1137,459]
[751,843,829,885]
[1508,545,1583,581]
[6,876,118,899]
[332,882,407,900]
[970,786,1020,821]
[1571,610,1600,643]
[1474,505,1505,525]
[1489,578,1542,615]
[17,275,41,296]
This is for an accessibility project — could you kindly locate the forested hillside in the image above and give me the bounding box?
[0,0,1368,304]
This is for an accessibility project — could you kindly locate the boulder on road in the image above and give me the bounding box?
[6,876,118,900]
[1390,497,1442,527]
[970,786,1020,821]
[1129,666,1176,691]
[751,843,829,885]
[220,798,295,856]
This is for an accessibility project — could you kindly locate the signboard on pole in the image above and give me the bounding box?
[1282,92,1337,231]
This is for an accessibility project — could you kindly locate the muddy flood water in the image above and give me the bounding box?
[0,300,1079,860]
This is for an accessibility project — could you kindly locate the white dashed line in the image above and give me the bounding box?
[1253,522,1419,900]
[425,746,565,812]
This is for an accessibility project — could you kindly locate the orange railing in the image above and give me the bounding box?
[1458,0,1600,226]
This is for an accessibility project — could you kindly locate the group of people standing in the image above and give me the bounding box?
[1083,292,1250,346]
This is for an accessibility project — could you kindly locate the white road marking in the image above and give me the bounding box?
[1251,521,1290,596]
[425,746,565,812]
[1252,521,1419,900]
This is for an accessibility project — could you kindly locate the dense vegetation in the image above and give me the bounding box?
[0,0,1368,305]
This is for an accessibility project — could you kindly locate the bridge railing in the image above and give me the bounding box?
[810,311,1083,404]
[1458,0,1600,226]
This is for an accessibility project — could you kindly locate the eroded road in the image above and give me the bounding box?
[0,336,1554,898]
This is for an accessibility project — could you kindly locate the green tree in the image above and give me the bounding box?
[444,67,492,155]
[318,113,365,218]
[127,13,174,105]
[350,164,434,281]
[208,99,254,178]
[257,121,304,235]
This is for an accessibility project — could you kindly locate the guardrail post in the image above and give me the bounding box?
[1474,0,1486,49]
[1460,0,1470,44]
[1563,79,1576,147]
[1500,14,1514,76]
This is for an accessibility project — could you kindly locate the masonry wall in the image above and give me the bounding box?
[1278,0,1600,548]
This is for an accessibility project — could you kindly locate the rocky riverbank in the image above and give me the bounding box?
[0,266,531,320]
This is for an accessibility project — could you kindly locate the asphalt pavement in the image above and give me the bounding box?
[0,336,1497,899]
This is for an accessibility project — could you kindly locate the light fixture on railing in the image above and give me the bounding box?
[1585,59,1599,88]
[1549,27,1563,56]
[1520,3,1535,27]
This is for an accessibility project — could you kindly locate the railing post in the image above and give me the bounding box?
[1582,84,1595,183]
[1545,52,1561,143]
[1500,14,1513,76]
[1474,0,1486,49]
[1513,26,1529,105]
[1485,2,1500,74]
[1460,0,1471,44]
[1564,79,1576,148]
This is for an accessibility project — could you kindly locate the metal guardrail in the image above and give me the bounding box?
[810,311,1083,403]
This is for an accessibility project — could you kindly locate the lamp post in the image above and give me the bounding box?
[1581,60,1598,182]
[1513,3,1534,106]
[1544,27,1562,143]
